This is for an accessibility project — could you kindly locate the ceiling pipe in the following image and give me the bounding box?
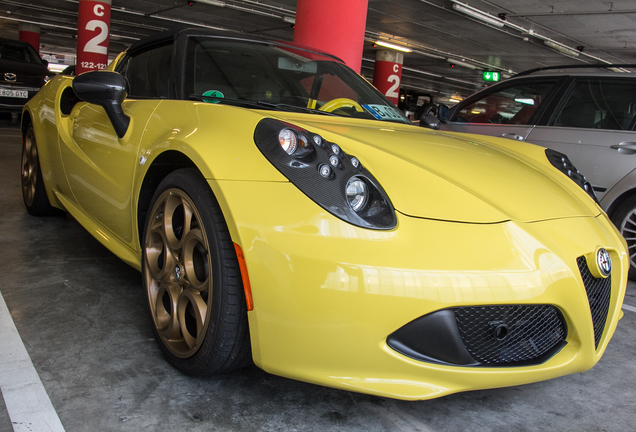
[447,0,622,66]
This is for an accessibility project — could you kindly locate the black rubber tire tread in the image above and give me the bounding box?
[610,194,636,281]
[142,168,252,375]
[22,126,66,217]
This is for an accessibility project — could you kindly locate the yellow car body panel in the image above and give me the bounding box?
[22,70,628,400]
[211,179,627,400]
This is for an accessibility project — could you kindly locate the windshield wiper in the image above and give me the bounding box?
[189,94,337,116]
[254,100,337,116]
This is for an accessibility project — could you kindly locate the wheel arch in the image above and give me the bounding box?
[21,110,33,133]
[137,150,197,247]
[605,188,636,222]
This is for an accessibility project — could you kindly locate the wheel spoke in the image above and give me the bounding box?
[145,204,175,282]
[183,227,210,291]
[164,193,192,250]
[154,282,183,340]
[177,288,208,349]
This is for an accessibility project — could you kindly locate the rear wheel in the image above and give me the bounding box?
[142,168,251,375]
[21,126,65,216]
[611,195,636,280]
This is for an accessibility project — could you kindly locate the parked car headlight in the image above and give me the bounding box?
[254,118,397,230]
[545,149,598,203]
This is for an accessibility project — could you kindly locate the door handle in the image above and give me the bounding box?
[610,142,636,154]
[501,133,524,141]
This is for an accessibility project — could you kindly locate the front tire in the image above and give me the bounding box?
[142,168,251,375]
[611,195,636,280]
[21,126,64,216]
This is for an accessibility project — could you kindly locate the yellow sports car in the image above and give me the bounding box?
[21,28,628,400]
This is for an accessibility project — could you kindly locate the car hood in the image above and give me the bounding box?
[271,114,600,224]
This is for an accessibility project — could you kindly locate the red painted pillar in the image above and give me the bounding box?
[19,23,40,54]
[76,0,111,75]
[293,0,369,73]
[372,50,403,105]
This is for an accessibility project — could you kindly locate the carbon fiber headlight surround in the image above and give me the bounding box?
[254,118,397,230]
[546,149,598,203]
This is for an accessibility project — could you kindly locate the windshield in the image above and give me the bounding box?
[184,37,410,124]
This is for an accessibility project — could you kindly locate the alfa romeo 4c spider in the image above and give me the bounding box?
[20,28,627,400]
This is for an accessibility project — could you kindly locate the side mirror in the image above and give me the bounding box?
[72,71,130,139]
[419,113,440,130]
[437,104,450,122]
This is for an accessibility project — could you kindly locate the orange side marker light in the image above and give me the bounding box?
[234,243,254,311]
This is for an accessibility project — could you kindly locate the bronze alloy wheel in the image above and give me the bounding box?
[144,188,213,358]
[20,126,63,216]
[21,127,39,207]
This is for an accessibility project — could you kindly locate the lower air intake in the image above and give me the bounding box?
[454,305,566,365]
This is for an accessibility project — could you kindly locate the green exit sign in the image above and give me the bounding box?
[483,71,501,82]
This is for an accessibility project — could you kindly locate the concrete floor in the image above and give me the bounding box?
[1,124,635,432]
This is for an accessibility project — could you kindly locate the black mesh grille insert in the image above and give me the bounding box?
[60,87,80,115]
[454,305,566,365]
[577,256,612,349]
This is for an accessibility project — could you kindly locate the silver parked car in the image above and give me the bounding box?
[421,65,636,278]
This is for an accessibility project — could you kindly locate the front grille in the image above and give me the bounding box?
[454,305,566,365]
[577,256,612,349]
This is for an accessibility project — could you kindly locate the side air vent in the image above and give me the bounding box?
[60,86,81,115]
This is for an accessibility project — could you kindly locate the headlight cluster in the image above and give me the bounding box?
[254,118,396,230]
[545,149,598,203]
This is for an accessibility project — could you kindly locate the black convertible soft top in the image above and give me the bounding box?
[124,27,343,62]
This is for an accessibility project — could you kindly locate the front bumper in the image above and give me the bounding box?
[211,180,628,400]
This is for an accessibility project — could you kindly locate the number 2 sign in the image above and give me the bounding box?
[373,60,403,105]
[77,0,111,75]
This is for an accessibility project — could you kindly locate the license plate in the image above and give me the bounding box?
[0,89,28,98]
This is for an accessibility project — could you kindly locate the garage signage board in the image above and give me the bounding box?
[483,71,501,82]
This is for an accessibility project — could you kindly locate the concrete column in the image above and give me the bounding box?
[372,50,403,105]
[19,23,40,54]
[293,0,369,73]
[76,0,112,75]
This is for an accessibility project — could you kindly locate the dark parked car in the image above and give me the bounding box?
[421,65,636,278]
[0,37,50,115]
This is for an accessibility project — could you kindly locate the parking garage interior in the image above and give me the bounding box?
[1,1,636,431]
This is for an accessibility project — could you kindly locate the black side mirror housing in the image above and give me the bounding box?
[72,71,130,139]
[419,113,440,130]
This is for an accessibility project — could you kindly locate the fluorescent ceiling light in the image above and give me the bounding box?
[447,58,480,70]
[544,40,579,57]
[452,3,504,28]
[283,16,295,24]
[375,41,412,53]
[412,49,445,60]
[196,0,225,6]
[607,67,631,73]
[47,63,67,73]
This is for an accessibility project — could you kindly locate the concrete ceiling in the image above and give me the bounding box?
[2,0,636,102]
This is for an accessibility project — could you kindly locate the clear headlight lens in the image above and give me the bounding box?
[346,177,368,212]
